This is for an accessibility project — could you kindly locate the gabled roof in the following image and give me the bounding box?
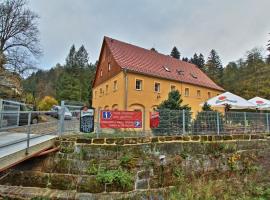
[104,36,224,91]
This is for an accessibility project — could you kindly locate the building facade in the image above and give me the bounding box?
[92,37,224,130]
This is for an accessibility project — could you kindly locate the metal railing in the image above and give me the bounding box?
[1,107,269,149]
[0,110,59,153]
[151,110,270,136]
[94,109,270,137]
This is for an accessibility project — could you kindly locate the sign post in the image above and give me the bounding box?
[80,107,95,133]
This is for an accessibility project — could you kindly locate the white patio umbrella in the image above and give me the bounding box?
[248,97,270,110]
[201,92,256,109]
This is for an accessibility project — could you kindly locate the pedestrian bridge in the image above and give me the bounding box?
[0,132,57,172]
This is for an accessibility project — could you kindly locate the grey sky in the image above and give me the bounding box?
[29,0,270,69]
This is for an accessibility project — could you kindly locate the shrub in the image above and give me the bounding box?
[86,163,99,175]
[120,154,137,169]
[96,168,133,189]
[38,96,58,111]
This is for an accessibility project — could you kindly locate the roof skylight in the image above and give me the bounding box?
[176,69,184,75]
[163,66,171,72]
[190,73,198,79]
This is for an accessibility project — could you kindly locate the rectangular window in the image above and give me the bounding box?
[171,85,176,91]
[100,69,103,77]
[208,92,211,99]
[184,88,189,96]
[108,63,111,71]
[135,79,142,90]
[99,88,102,96]
[106,85,109,94]
[95,91,97,98]
[154,82,161,92]
[197,90,201,97]
[113,80,117,91]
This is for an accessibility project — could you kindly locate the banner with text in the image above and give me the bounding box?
[150,111,160,128]
[100,110,142,128]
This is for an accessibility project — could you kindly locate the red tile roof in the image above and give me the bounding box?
[105,37,224,91]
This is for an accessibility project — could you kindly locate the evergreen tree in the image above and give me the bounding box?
[222,62,239,94]
[198,53,205,70]
[190,53,198,65]
[170,46,180,59]
[66,45,76,68]
[158,90,190,110]
[202,103,212,111]
[190,53,205,70]
[75,45,89,68]
[205,49,223,85]
[152,90,191,135]
[239,48,269,98]
[56,72,80,101]
[182,57,189,62]
[150,47,158,52]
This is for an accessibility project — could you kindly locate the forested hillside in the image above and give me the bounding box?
[171,36,270,99]
[22,34,270,109]
[23,45,96,108]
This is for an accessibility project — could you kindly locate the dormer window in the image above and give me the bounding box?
[177,69,184,75]
[190,73,198,79]
[100,69,103,77]
[163,66,171,72]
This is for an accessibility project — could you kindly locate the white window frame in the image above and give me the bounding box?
[135,79,142,91]
[197,90,201,98]
[184,88,189,97]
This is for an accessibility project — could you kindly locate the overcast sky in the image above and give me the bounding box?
[29,0,270,70]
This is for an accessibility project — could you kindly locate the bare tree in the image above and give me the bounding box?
[0,0,41,75]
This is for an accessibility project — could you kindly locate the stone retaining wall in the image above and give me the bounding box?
[0,133,269,199]
[60,133,267,146]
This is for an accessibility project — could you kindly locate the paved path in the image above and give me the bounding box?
[0,132,57,172]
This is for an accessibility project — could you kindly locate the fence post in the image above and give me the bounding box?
[244,112,247,134]
[182,110,186,135]
[25,112,31,155]
[216,112,220,135]
[143,108,146,133]
[58,100,65,136]
[96,108,100,138]
[266,113,269,133]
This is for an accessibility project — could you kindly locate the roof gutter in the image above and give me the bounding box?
[123,68,128,110]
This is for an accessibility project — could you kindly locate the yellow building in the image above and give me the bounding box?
[92,37,224,130]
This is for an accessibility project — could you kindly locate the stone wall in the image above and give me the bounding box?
[0,134,269,199]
